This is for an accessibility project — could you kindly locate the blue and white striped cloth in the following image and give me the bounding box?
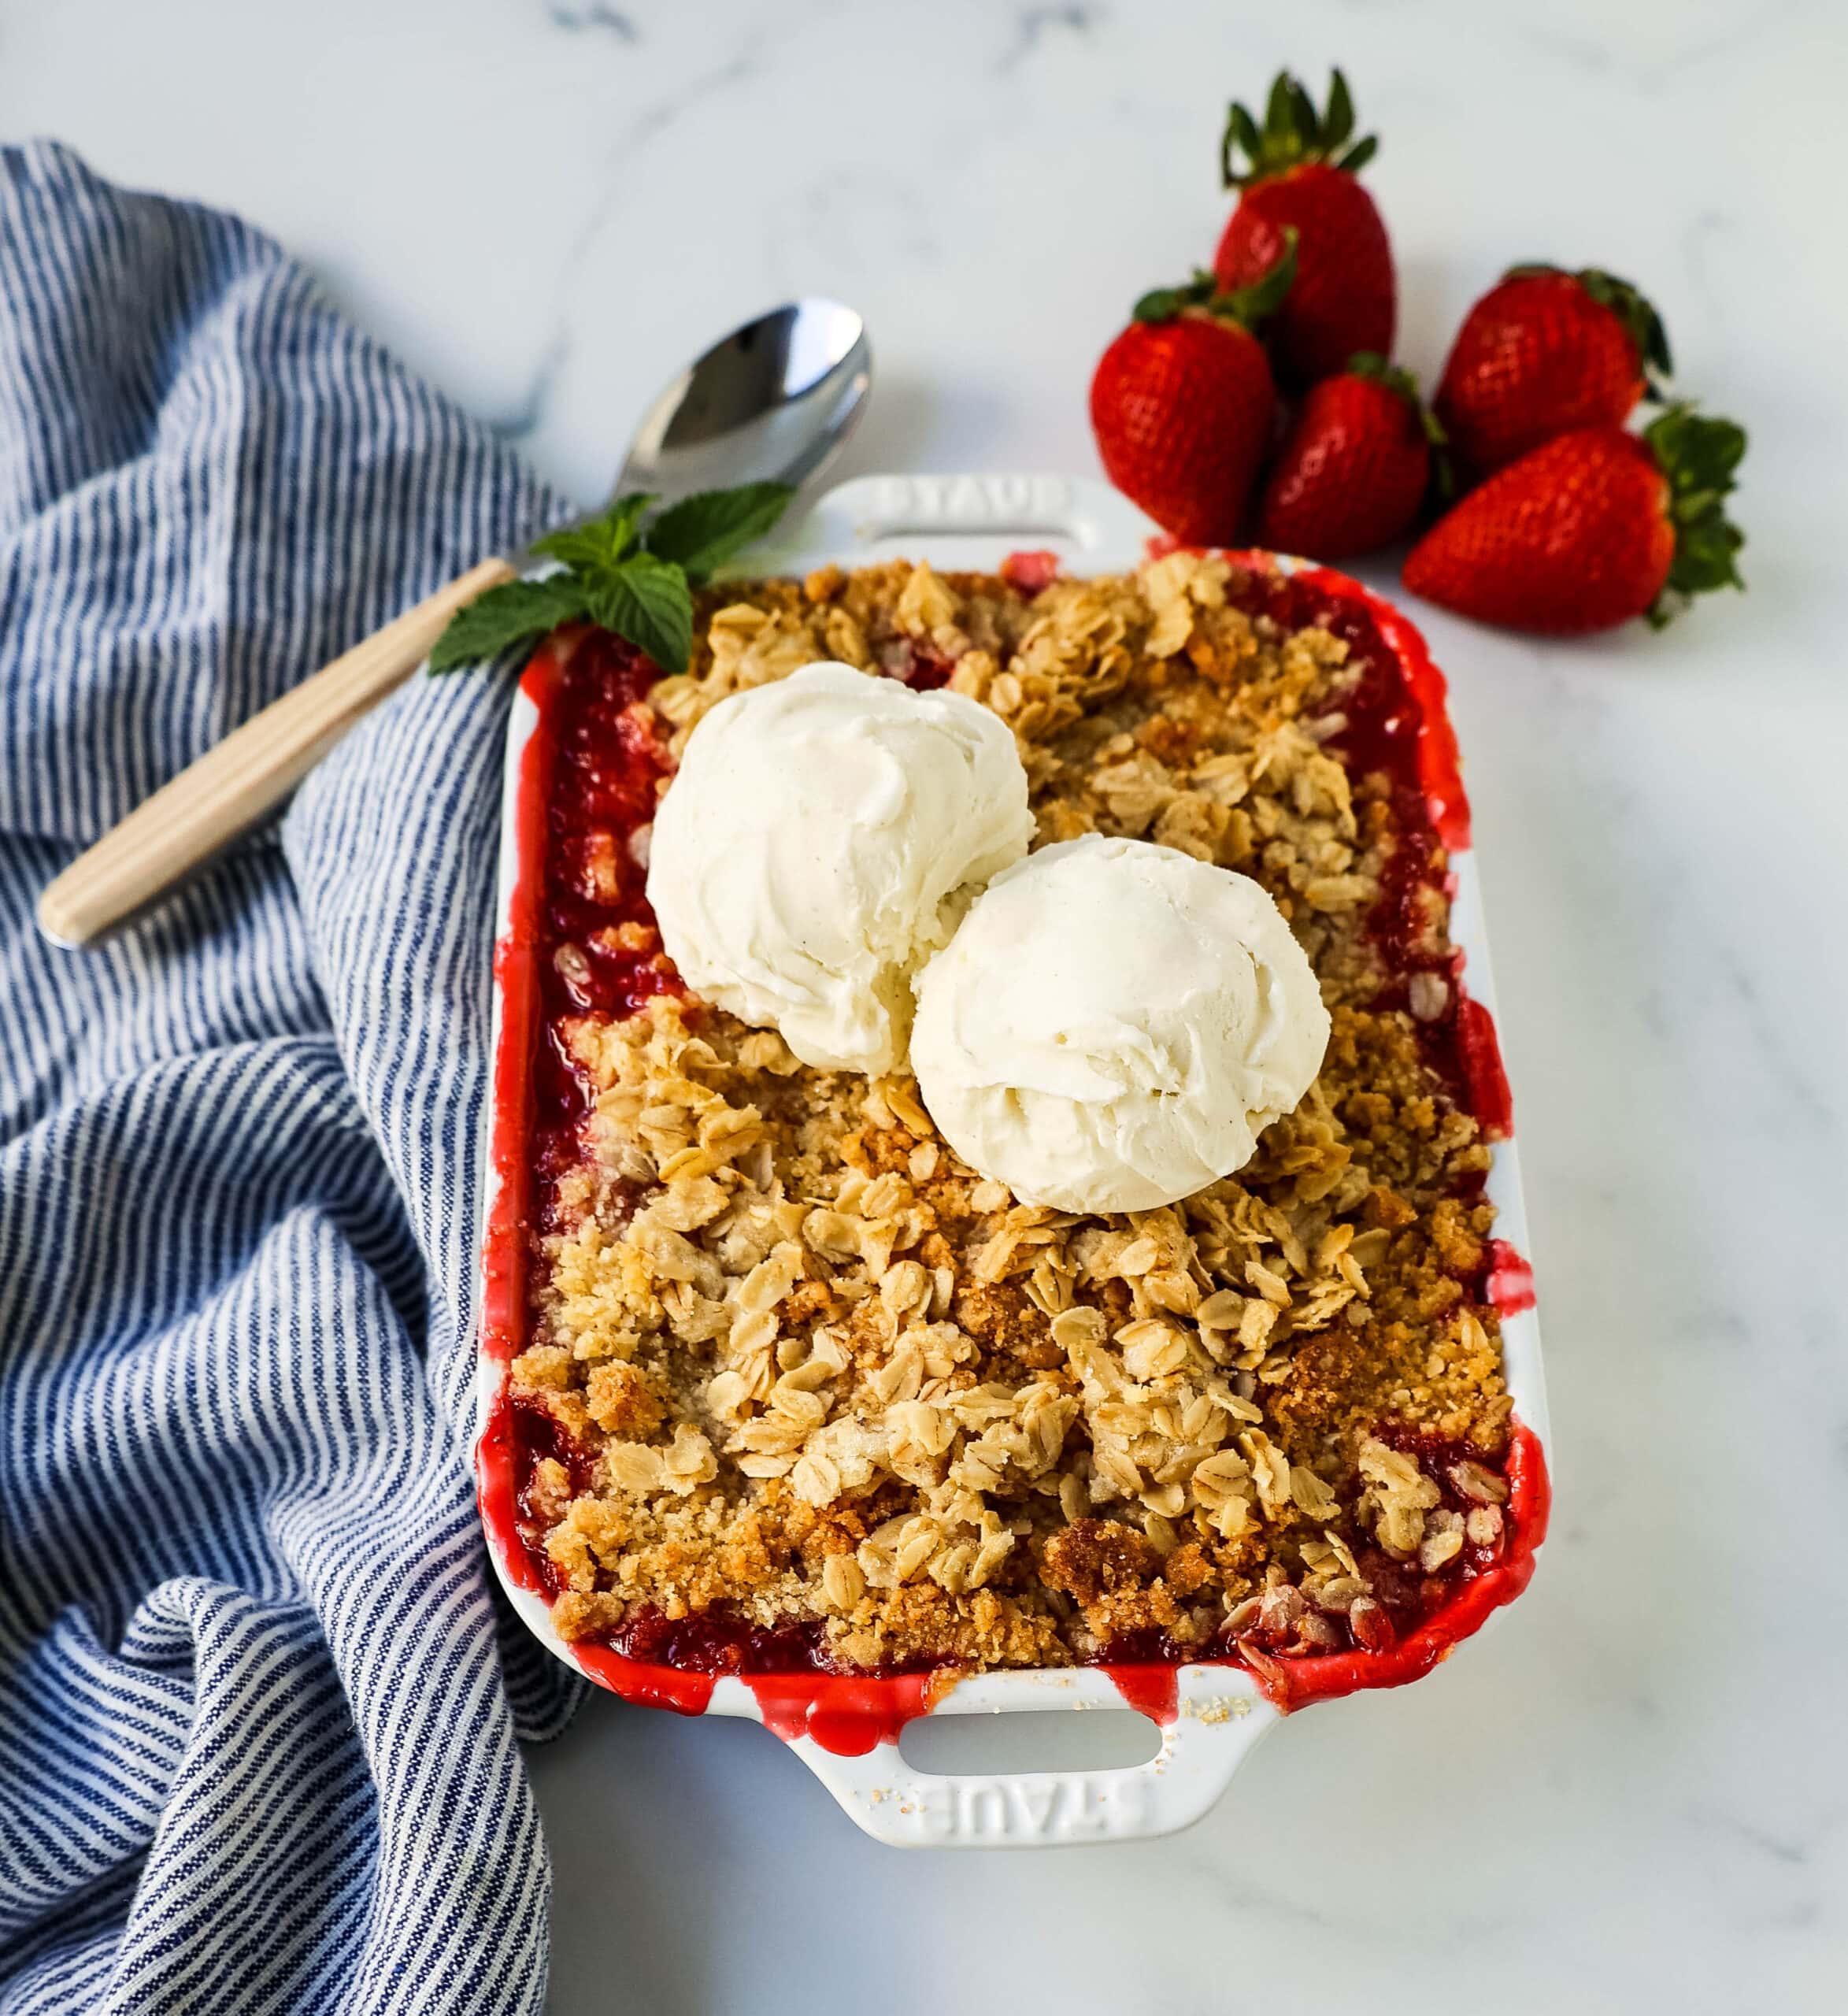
[0,142,585,2013]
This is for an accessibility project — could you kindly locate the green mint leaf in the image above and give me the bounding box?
[428,575,591,672]
[428,481,792,680]
[531,491,654,576]
[528,525,620,576]
[586,554,694,673]
[644,482,796,585]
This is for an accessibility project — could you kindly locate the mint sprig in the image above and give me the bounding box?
[428,480,795,675]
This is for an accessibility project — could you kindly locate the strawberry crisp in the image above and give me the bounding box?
[494,549,1526,1681]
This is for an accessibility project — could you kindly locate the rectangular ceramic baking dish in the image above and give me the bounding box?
[475,472,1550,1848]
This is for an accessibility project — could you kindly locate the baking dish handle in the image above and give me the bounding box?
[760,472,1160,566]
[783,1701,1276,1848]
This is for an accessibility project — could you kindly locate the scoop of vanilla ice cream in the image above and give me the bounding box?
[647,662,1034,1075]
[910,834,1331,1213]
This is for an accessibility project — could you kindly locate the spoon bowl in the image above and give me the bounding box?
[616,298,872,504]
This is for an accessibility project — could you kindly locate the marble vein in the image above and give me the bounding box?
[546,1,640,39]
[997,2,1103,72]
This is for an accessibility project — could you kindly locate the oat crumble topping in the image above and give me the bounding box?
[507,552,1512,1675]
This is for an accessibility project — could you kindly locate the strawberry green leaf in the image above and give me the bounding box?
[1265,73,1298,156]
[1217,228,1298,330]
[1349,351,1451,497]
[428,575,591,672]
[1220,102,1265,186]
[644,482,796,585]
[1132,270,1223,324]
[1505,265,1675,395]
[586,553,694,673]
[1324,68,1355,150]
[1575,269,1674,388]
[1347,350,1420,404]
[1133,287,1183,323]
[1222,66,1380,187]
[1132,254,1291,332]
[1645,405,1747,624]
[1650,405,1746,497]
[1335,133,1379,175]
[1284,76,1319,156]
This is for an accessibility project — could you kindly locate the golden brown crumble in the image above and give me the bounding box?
[514,553,1509,1673]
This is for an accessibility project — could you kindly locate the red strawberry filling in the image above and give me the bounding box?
[480,561,1542,1719]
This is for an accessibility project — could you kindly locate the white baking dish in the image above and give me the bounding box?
[475,472,1550,1848]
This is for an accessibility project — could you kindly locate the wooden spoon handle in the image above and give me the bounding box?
[37,555,517,947]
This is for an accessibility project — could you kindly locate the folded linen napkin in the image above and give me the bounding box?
[0,142,583,2014]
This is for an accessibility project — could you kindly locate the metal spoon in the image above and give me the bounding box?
[619,298,871,498]
[37,298,873,948]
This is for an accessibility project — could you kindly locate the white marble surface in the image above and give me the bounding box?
[9,0,1846,2008]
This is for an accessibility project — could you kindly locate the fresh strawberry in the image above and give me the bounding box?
[1090,238,1295,545]
[1213,69,1394,390]
[1254,354,1442,560]
[1435,265,1671,476]
[1402,406,1745,634]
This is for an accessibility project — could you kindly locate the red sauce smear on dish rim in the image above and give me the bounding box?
[476,556,1546,1751]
